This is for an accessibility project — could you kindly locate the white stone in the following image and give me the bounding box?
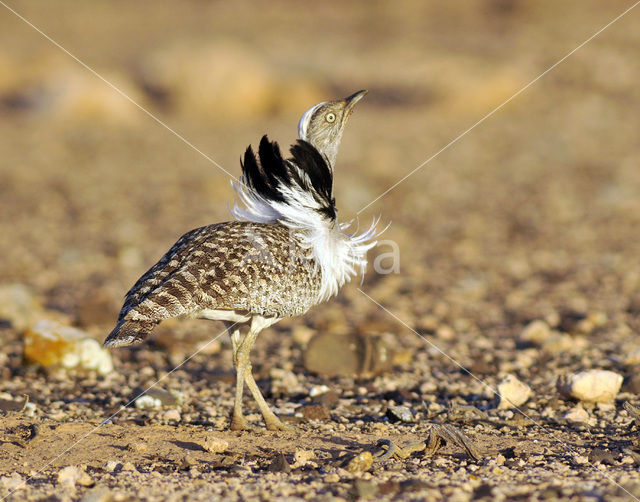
[134,395,162,410]
[519,320,552,344]
[309,385,330,397]
[557,370,623,403]
[563,405,589,424]
[24,320,113,375]
[496,374,532,409]
[291,449,315,468]
[202,436,229,454]
[163,409,181,422]
[1,473,24,491]
[57,466,93,488]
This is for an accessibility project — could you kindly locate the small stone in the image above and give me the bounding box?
[398,479,431,493]
[557,370,623,403]
[325,473,340,483]
[163,409,181,422]
[267,453,291,473]
[104,460,121,473]
[589,448,617,465]
[473,483,494,499]
[386,405,414,423]
[519,320,552,344]
[352,479,378,498]
[624,348,640,366]
[309,385,330,398]
[291,449,315,468]
[345,451,373,473]
[296,404,330,420]
[128,442,147,453]
[563,405,589,424]
[179,455,197,470]
[304,332,393,377]
[80,487,114,502]
[1,473,24,491]
[496,374,532,409]
[57,465,93,488]
[134,395,162,410]
[24,320,113,375]
[120,462,136,472]
[202,436,229,454]
[311,389,340,409]
[543,333,587,353]
[573,454,589,465]
[133,388,179,409]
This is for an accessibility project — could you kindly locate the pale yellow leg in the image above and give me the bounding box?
[226,322,249,431]
[238,328,292,431]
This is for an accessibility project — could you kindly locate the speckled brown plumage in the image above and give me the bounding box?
[105,92,373,431]
[105,221,320,347]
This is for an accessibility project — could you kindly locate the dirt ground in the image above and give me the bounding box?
[2,1,640,500]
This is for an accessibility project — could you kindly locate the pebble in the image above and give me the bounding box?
[163,409,181,422]
[519,320,552,344]
[24,320,113,375]
[79,487,114,502]
[296,404,330,420]
[309,385,330,398]
[291,449,315,468]
[589,448,617,465]
[386,405,414,423]
[104,460,121,473]
[128,442,147,453]
[202,436,229,454]
[557,370,623,403]
[134,388,179,409]
[311,389,340,408]
[269,368,299,394]
[304,332,394,377]
[345,452,373,473]
[496,374,532,409]
[134,395,162,410]
[1,473,24,491]
[57,465,94,488]
[325,473,340,483]
[563,405,589,424]
[267,453,291,473]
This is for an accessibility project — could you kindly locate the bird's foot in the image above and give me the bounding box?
[264,416,295,432]
[229,414,249,431]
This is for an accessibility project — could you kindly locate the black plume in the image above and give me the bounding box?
[240,136,336,221]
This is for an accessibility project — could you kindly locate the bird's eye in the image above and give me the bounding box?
[325,112,336,123]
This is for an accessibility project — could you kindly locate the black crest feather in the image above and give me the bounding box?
[241,135,336,221]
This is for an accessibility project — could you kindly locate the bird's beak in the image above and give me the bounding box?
[343,89,368,118]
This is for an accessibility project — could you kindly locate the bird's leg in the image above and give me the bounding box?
[226,322,249,431]
[239,326,292,431]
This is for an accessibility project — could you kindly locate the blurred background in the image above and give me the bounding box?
[1,0,640,370]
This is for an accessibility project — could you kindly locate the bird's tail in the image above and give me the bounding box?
[104,319,158,348]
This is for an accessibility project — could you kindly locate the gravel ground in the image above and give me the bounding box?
[2,1,640,501]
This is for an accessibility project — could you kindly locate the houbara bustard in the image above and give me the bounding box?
[105,90,379,430]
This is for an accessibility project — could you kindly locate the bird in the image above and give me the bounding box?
[104,90,379,431]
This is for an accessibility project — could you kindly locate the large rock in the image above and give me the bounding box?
[557,370,623,403]
[24,320,113,375]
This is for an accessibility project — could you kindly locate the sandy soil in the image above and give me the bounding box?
[2,1,640,500]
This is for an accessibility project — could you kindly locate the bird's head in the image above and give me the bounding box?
[297,89,367,170]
